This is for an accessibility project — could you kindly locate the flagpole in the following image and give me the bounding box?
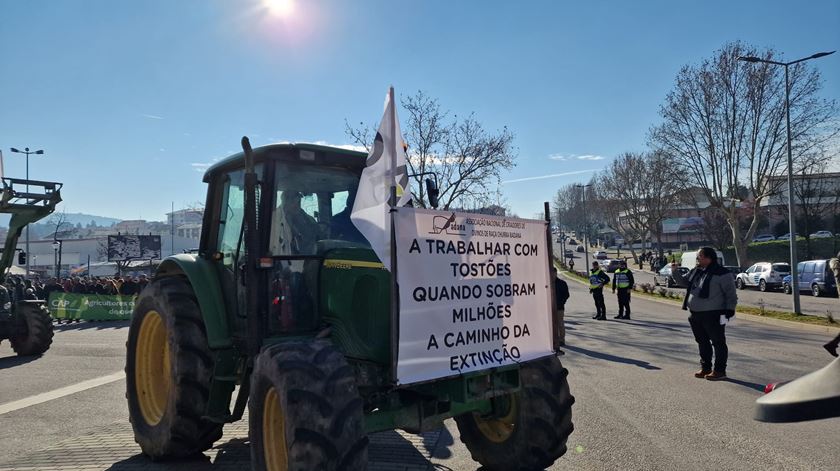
[388,86,400,385]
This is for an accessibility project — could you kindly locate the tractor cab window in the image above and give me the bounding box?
[269,162,369,256]
[217,169,246,269]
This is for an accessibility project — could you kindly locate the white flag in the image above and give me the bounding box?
[351,87,412,269]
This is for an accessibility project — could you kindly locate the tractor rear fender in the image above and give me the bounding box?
[156,254,232,350]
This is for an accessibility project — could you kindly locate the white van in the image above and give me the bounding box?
[680,249,725,269]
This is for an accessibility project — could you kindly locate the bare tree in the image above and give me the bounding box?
[650,42,838,267]
[643,151,685,255]
[46,210,72,241]
[553,183,586,236]
[595,155,646,261]
[346,90,516,210]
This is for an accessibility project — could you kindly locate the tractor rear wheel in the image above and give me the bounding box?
[455,354,574,471]
[10,303,54,356]
[125,276,222,459]
[249,340,368,471]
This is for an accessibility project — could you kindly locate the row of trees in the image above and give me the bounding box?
[554,42,838,267]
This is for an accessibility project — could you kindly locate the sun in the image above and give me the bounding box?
[264,0,295,18]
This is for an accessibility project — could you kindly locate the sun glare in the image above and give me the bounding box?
[265,0,295,18]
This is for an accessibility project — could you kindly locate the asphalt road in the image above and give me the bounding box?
[554,241,840,319]
[2,291,839,470]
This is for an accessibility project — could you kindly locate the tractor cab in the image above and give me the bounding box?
[201,144,381,339]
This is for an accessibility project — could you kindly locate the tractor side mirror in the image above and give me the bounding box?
[18,251,26,265]
[425,178,440,209]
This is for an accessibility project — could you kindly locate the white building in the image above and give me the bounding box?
[167,208,204,226]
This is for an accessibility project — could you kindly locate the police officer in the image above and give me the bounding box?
[589,261,610,320]
[612,260,635,319]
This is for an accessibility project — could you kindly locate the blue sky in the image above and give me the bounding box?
[1,0,838,221]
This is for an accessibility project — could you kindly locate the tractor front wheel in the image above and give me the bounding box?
[125,276,222,459]
[455,354,575,471]
[10,303,54,356]
[249,340,368,471]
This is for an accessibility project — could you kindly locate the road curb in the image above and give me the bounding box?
[558,270,840,335]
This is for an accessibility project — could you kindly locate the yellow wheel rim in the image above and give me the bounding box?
[135,310,171,426]
[263,386,288,471]
[475,394,518,443]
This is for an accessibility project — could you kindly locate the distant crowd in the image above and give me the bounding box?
[5,275,150,301]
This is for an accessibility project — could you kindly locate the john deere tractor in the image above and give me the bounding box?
[0,178,62,356]
[126,139,574,470]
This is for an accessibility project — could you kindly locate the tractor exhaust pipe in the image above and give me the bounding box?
[241,136,262,358]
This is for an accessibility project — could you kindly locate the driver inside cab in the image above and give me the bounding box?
[281,191,320,254]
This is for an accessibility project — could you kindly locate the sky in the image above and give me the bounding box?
[1,0,838,221]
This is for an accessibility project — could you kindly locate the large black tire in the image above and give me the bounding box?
[812,283,822,297]
[455,355,574,471]
[125,276,222,459]
[759,280,767,292]
[249,340,368,471]
[9,303,54,356]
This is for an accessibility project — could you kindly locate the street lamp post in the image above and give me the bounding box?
[10,146,45,280]
[739,50,835,315]
[52,241,61,278]
[576,183,593,272]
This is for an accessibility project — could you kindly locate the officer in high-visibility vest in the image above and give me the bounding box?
[589,261,610,320]
[612,259,635,319]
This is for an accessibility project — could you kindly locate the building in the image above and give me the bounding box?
[761,172,840,234]
[167,208,204,226]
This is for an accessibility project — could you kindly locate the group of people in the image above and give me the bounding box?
[587,259,635,320]
[3,275,149,302]
[639,251,671,272]
[554,247,738,381]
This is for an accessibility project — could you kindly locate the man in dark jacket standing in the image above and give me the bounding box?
[588,261,610,320]
[672,247,737,381]
[612,260,635,319]
[554,270,570,346]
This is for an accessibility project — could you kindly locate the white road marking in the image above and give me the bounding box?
[0,371,125,416]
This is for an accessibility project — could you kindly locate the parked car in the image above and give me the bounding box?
[786,260,838,297]
[594,250,609,260]
[568,239,578,245]
[576,245,585,253]
[654,265,689,288]
[810,231,834,239]
[735,262,790,292]
[752,234,776,243]
[564,249,574,258]
[604,259,622,273]
[776,233,801,240]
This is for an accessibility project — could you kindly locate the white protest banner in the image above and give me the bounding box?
[395,207,554,385]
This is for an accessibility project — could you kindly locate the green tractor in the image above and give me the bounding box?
[126,139,574,470]
[0,178,62,356]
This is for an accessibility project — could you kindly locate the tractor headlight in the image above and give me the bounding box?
[3,302,11,310]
